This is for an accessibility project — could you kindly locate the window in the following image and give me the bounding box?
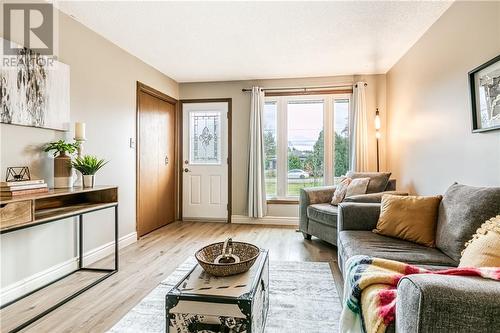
[264,102,277,197]
[264,94,351,199]
[334,99,350,182]
[287,100,324,196]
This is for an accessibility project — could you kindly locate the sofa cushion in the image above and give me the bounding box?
[339,231,457,267]
[345,177,370,197]
[374,194,442,247]
[343,191,408,204]
[346,172,391,193]
[385,179,397,191]
[307,203,338,227]
[459,215,500,268]
[331,178,351,205]
[436,183,500,262]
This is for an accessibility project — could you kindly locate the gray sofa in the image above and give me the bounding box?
[299,173,400,246]
[337,183,500,332]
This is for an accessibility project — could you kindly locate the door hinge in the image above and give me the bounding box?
[227,157,229,164]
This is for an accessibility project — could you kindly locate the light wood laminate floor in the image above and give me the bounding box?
[2,221,341,333]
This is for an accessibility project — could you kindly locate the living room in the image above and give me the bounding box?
[0,1,499,332]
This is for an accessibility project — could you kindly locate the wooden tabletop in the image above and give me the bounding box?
[0,185,118,204]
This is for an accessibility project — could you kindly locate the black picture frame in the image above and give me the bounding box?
[469,54,500,133]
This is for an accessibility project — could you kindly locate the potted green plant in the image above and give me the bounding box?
[44,140,80,188]
[71,155,108,188]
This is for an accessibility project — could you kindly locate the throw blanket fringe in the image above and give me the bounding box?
[340,256,500,333]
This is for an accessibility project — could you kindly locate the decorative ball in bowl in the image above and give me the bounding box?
[195,238,260,277]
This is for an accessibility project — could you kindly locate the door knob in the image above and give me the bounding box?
[184,168,190,172]
[165,155,169,165]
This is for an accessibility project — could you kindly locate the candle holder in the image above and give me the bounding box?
[73,137,87,186]
[74,137,87,157]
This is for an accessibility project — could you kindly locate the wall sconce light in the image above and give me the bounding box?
[375,109,381,131]
[375,109,380,172]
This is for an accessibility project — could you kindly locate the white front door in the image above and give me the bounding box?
[182,102,228,221]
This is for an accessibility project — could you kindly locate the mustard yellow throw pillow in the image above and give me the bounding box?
[459,215,500,268]
[374,194,442,247]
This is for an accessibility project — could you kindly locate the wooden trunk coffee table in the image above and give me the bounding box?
[166,249,269,333]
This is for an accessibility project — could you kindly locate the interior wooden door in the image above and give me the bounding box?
[138,88,176,237]
[157,97,176,226]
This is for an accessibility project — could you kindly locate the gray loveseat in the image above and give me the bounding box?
[299,172,401,246]
[337,183,500,332]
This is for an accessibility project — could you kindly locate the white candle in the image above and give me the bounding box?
[75,122,86,140]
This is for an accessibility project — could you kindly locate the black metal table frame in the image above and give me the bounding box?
[0,204,119,333]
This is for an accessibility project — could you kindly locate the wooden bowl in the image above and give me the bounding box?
[195,241,260,277]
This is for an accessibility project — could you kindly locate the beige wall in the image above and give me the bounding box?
[386,1,500,195]
[0,11,178,290]
[180,74,387,216]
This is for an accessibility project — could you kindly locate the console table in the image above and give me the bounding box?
[0,186,119,333]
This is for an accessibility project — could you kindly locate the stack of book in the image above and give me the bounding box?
[1,179,49,199]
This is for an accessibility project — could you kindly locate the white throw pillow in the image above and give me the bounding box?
[331,178,352,205]
[345,177,370,197]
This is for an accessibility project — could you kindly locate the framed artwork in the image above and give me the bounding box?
[469,54,500,133]
[0,38,70,131]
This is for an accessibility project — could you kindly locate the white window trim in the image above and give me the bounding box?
[265,93,351,200]
[331,93,351,185]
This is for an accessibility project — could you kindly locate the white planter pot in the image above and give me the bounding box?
[54,176,73,188]
[82,175,95,188]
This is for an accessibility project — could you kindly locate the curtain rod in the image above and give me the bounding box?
[241,83,366,92]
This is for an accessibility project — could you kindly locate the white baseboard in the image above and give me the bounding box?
[231,215,298,226]
[182,218,227,223]
[83,232,137,266]
[0,232,137,306]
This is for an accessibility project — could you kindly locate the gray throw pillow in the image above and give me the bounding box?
[346,172,391,193]
[435,183,500,262]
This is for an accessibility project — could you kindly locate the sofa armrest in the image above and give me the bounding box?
[300,186,337,205]
[343,191,408,203]
[299,186,336,233]
[396,274,500,333]
[337,202,380,231]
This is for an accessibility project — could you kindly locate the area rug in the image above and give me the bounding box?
[108,257,341,333]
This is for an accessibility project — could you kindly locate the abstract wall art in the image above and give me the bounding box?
[0,38,70,131]
[469,54,500,133]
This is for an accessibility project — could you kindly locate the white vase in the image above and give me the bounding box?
[82,175,95,188]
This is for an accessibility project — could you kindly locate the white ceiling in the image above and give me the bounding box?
[57,1,453,83]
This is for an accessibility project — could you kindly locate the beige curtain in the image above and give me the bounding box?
[350,82,369,172]
[248,87,267,217]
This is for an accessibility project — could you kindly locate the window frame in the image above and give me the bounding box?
[264,93,351,200]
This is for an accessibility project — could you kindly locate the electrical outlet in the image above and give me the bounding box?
[129,138,136,148]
